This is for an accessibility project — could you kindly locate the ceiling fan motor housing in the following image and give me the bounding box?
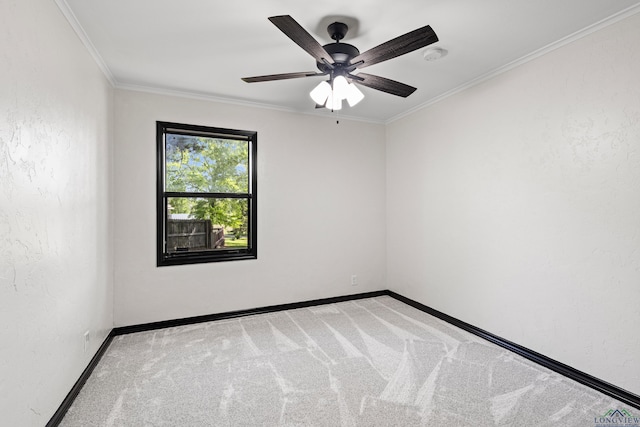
[315,21,360,75]
[317,42,360,73]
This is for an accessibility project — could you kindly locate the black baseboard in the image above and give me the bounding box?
[48,288,639,426]
[47,290,386,425]
[46,330,116,427]
[386,290,640,411]
[113,290,388,335]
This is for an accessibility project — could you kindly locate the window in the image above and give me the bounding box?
[157,121,257,266]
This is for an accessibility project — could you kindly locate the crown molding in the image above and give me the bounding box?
[115,82,384,124]
[54,0,116,86]
[387,3,640,124]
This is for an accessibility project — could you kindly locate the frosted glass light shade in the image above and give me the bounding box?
[346,83,364,107]
[310,81,331,105]
[332,75,349,100]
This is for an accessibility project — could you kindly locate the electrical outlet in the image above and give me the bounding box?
[83,330,90,353]
[351,275,358,286]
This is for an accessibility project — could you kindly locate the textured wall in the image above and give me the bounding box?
[386,13,640,394]
[113,90,386,326]
[0,1,114,425]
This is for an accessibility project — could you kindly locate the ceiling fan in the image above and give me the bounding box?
[242,15,438,110]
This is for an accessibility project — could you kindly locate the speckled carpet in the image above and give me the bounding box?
[60,296,625,426]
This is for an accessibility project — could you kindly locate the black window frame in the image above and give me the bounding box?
[156,121,257,266]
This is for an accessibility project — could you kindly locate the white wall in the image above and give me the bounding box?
[387,13,640,395]
[0,1,114,425]
[113,90,386,326]
[2,3,636,422]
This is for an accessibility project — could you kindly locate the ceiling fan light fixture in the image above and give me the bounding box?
[310,80,331,105]
[310,77,362,110]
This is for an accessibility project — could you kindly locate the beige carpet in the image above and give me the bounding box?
[60,296,626,426]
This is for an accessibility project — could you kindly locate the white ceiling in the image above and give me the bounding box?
[61,0,640,123]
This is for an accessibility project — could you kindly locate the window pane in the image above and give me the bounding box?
[165,134,249,193]
[166,197,249,253]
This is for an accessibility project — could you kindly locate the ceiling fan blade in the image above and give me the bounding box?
[351,25,438,69]
[350,73,417,97]
[242,71,323,83]
[268,15,334,66]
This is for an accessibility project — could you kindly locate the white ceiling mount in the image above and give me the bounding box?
[423,47,448,61]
